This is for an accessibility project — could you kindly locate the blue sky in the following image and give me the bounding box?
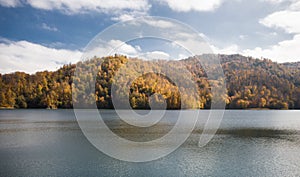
[0,0,300,73]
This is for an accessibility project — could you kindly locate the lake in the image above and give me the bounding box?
[0,110,300,176]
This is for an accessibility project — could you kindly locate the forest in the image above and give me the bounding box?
[0,54,299,109]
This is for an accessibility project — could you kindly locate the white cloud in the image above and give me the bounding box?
[126,17,176,28]
[239,35,247,40]
[140,51,170,60]
[83,39,141,59]
[0,38,171,74]
[259,0,300,34]
[111,14,135,22]
[108,40,139,55]
[290,0,300,10]
[262,0,285,4]
[262,0,299,5]
[212,44,239,55]
[25,0,149,13]
[242,34,300,62]
[206,32,300,62]
[0,39,82,74]
[0,0,20,7]
[260,10,300,33]
[0,0,150,20]
[251,0,300,62]
[157,0,224,12]
[85,39,174,60]
[178,53,189,59]
[41,23,58,32]
[173,38,213,55]
[142,18,175,28]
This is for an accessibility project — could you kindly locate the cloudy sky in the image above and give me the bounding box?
[0,0,300,73]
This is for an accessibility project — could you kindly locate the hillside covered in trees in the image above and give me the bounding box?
[0,54,299,109]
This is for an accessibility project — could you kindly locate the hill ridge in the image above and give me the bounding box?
[0,54,299,109]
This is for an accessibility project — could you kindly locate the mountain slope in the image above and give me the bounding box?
[0,54,299,109]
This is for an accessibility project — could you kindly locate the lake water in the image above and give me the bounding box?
[0,110,300,176]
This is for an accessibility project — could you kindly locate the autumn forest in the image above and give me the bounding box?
[0,54,299,109]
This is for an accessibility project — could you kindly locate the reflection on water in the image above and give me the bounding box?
[0,110,300,176]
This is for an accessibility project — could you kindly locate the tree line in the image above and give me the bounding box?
[0,54,299,109]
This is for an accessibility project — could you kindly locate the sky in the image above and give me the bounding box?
[0,0,300,74]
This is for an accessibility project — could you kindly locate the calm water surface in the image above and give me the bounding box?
[0,110,300,176]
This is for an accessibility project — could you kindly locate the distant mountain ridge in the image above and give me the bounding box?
[0,54,299,109]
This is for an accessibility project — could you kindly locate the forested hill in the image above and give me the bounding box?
[0,54,299,109]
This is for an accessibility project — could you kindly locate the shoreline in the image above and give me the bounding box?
[0,108,299,110]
